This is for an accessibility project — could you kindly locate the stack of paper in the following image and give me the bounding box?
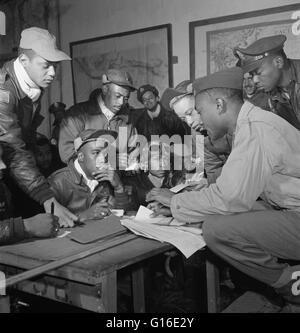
[121,206,206,258]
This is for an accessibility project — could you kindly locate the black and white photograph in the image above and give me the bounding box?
[0,0,299,317]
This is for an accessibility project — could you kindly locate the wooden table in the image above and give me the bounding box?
[0,232,172,313]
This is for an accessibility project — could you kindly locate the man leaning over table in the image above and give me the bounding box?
[146,67,300,312]
[0,27,77,227]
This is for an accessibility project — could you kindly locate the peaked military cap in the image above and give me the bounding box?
[234,34,287,73]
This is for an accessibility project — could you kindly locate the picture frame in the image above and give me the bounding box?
[70,24,173,107]
[189,3,300,80]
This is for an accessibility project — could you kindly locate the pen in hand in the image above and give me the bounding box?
[51,202,55,215]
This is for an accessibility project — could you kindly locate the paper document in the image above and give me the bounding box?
[135,206,185,226]
[121,218,206,258]
[121,206,206,258]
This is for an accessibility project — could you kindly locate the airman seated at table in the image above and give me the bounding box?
[123,141,187,209]
[48,129,130,222]
[146,67,300,312]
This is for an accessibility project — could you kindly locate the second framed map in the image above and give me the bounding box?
[189,3,300,80]
[70,24,173,107]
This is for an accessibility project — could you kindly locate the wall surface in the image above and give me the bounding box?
[59,0,298,107]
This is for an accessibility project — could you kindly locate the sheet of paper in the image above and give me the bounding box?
[170,183,190,193]
[134,206,185,226]
[121,218,206,258]
[135,205,153,221]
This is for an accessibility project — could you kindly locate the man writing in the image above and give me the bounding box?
[0,144,59,245]
[0,27,77,227]
[147,67,300,312]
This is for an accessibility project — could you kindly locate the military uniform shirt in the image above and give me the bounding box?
[171,101,300,223]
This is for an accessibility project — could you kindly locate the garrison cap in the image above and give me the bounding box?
[160,80,193,111]
[193,67,243,95]
[102,68,136,91]
[74,129,118,152]
[234,35,286,73]
[137,84,159,103]
[20,27,71,62]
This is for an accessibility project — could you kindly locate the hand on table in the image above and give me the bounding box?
[146,188,174,207]
[78,202,112,222]
[147,201,172,217]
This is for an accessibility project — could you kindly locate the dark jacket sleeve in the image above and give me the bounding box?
[58,106,86,164]
[0,88,53,204]
[162,110,190,139]
[0,217,26,245]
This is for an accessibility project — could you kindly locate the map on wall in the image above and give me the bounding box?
[207,20,300,73]
[71,25,172,108]
[192,5,300,80]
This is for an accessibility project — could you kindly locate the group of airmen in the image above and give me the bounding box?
[0,23,299,312]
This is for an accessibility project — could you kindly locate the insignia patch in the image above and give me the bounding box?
[0,90,9,104]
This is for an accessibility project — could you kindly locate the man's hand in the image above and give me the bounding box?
[44,197,78,228]
[147,201,172,217]
[92,169,123,191]
[146,188,175,207]
[23,214,60,239]
[78,202,112,221]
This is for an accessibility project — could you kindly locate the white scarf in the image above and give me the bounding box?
[74,159,99,193]
[13,58,41,102]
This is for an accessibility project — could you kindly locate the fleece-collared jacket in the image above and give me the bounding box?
[0,60,53,204]
[59,90,138,164]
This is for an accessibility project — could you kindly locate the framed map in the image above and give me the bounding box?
[189,3,300,80]
[70,24,173,107]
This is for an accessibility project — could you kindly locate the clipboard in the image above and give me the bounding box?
[68,214,127,244]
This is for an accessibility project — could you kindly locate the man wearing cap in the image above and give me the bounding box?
[49,129,130,220]
[147,67,300,311]
[0,27,78,227]
[161,83,231,184]
[59,68,138,169]
[235,34,300,130]
[129,84,187,142]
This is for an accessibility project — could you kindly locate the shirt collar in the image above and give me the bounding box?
[74,158,99,192]
[98,95,115,121]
